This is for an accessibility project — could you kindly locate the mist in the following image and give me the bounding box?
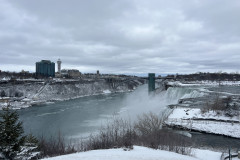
[119,84,204,121]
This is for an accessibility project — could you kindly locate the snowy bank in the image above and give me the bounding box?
[167,81,240,87]
[43,146,221,160]
[165,108,240,138]
[168,108,240,122]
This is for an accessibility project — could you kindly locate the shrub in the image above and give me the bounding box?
[36,113,192,158]
[82,113,192,156]
[134,112,162,136]
[37,132,76,157]
[85,117,135,150]
[133,112,191,155]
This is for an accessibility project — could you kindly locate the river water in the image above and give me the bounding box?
[18,92,128,138]
[17,84,240,151]
[17,85,168,138]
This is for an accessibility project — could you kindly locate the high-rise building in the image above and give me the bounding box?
[57,59,62,74]
[36,60,55,77]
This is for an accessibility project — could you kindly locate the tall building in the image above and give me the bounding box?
[57,59,62,74]
[36,60,55,77]
[148,73,155,93]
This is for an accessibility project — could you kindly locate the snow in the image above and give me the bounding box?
[0,102,8,110]
[42,146,221,160]
[167,81,240,87]
[166,108,240,138]
[0,77,10,81]
[168,81,202,87]
[167,119,240,138]
[193,149,221,160]
[22,98,31,102]
[168,108,240,122]
[103,89,111,94]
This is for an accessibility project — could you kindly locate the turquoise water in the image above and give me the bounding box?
[17,92,128,139]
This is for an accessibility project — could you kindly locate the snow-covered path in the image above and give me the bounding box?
[43,146,221,160]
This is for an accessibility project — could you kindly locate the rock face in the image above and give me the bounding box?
[0,79,145,109]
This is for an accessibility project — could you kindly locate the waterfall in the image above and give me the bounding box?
[120,85,205,121]
[164,87,205,104]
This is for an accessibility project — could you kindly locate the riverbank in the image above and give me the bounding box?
[0,78,144,110]
[165,107,240,138]
[163,80,240,139]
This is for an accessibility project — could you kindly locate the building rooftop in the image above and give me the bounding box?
[36,60,54,64]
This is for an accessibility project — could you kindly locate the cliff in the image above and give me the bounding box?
[0,78,145,109]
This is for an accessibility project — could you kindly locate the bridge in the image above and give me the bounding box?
[105,77,145,89]
[104,74,174,91]
[142,77,175,80]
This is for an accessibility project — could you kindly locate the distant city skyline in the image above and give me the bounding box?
[0,0,240,75]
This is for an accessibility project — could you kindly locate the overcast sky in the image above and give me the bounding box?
[0,0,240,75]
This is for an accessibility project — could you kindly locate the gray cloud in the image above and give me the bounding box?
[0,0,240,75]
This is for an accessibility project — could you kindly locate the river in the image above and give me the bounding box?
[17,84,240,151]
[17,84,167,138]
[18,91,128,138]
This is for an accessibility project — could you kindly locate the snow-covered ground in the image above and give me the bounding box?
[167,81,240,87]
[103,89,111,94]
[168,108,240,122]
[43,146,222,160]
[165,108,240,138]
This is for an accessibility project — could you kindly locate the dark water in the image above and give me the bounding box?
[190,131,240,151]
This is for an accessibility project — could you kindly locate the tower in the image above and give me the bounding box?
[148,73,155,93]
[57,59,62,74]
[96,70,100,78]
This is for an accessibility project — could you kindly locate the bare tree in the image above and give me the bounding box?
[134,112,162,136]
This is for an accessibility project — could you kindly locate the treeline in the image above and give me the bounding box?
[0,71,34,80]
[167,72,240,81]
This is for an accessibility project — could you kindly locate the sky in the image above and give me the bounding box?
[0,0,240,76]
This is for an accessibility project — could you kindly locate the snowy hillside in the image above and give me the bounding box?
[42,146,221,160]
[166,108,240,138]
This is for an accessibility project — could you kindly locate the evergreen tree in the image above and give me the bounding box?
[0,107,25,160]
